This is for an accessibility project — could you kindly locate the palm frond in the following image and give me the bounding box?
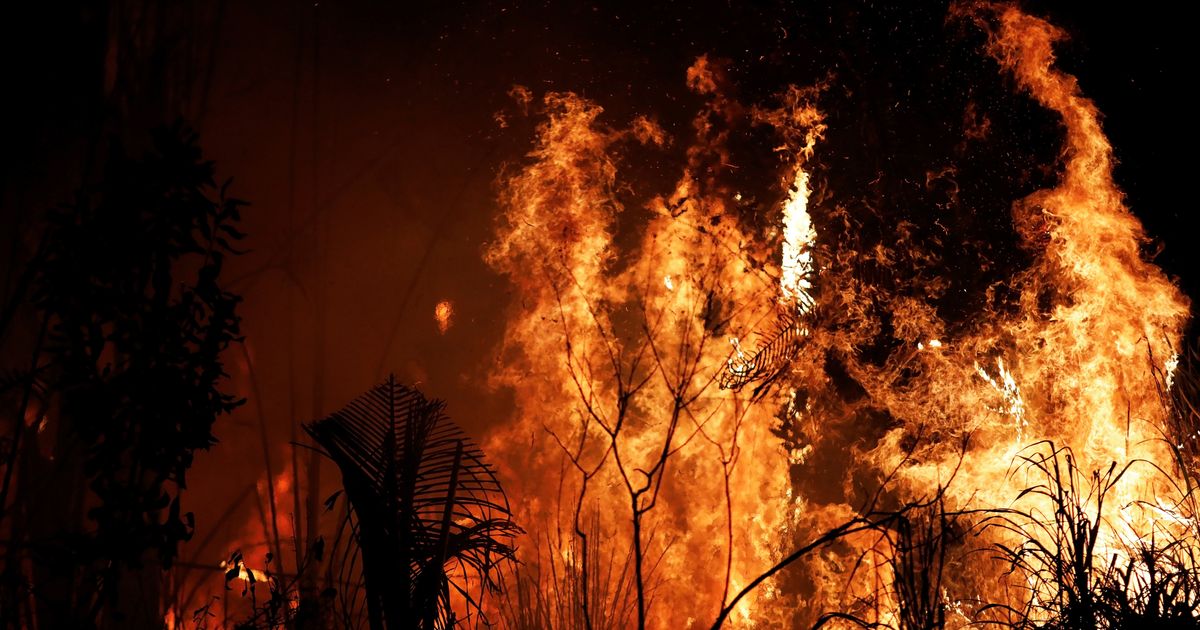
[720,306,809,395]
[304,375,520,630]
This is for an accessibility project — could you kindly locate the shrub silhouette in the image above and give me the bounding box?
[0,123,245,627]
[304,376,520,629]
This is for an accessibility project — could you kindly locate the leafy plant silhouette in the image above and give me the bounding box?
[304,376,520,629]
[977,441,1200,629]
[0,122,245,628]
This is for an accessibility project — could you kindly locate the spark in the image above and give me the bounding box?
[434,300,454,334]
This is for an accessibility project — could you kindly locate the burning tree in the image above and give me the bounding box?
[484,57,834,628]
[482,2,1200,629]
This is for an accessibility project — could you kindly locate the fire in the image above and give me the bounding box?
[435,299,455,334]
[219,558,269,585]
[762,83,824,315]
[170,457,303,627]
[484,3,1193,628]
[779,167,815,310]
[487,58,799,628]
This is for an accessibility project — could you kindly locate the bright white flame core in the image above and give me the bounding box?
[780,167,815,310]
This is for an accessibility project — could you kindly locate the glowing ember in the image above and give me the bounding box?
[434,299,454,334]
[218,558,268,584]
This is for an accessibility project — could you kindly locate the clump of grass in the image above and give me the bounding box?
[890,495,955,630]
[815,495,959,630]
[499,512,639,630]
[982,442,1118,628]
[1157,344,1200,479]
[1093,536,1200,627]
[978,441,1200,629]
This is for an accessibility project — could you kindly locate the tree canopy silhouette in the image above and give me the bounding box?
[1,123,245,628]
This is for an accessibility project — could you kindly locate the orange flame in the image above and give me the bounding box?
[435,299,455,334]
[486,58,807,627]
[485,4,1192,628]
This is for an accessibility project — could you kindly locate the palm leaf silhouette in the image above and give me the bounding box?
[304,375,520,629]
[720,306,809,397]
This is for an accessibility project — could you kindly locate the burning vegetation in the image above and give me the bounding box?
[0,1,1195,629]
[484,2,1194,628]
